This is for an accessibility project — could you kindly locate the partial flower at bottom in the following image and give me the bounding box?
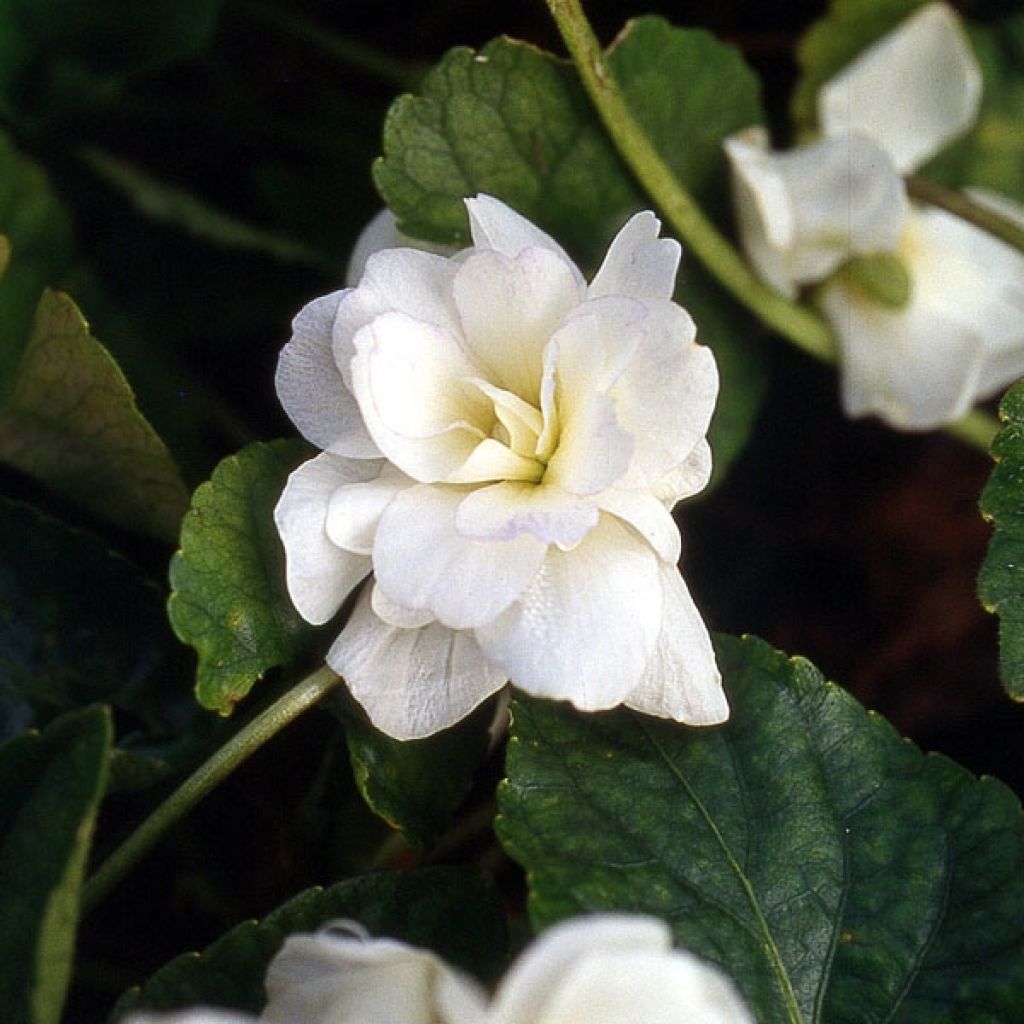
[273,194,726,739]
[121,914,754,1023]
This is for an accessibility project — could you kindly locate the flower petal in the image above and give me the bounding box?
[371,581,435,629]
[275,291,380,458]
[120,1012,254,1024]
[588,210,681,301]
[818,2,982,173]
[326,463,412,555]
[465,194,581,280]
[328,588,507,740]
[345,208,457,287]
[263,925,488,1024]
[273,454,379,625]
[373,484,547,629]
[597,488,681,564]
[454,246,584,404]
[455,481,599,550]
[725,127,907,297]
[475,515,662,708]
[652,439,713,508]
[625,565,727,725]
[350,313,492,482]
[489,915,671,1023]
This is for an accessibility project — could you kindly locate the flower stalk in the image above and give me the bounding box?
[82,665,343,914]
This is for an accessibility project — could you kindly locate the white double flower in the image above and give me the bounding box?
[274,195,726,739]
[123,914,753,1023]
[725,2,1024,429]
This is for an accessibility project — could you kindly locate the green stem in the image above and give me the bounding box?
[82,665,343,914]
[906,176,1024,257]
[544,0,1000,455]
[231,0,423,92]
[544,0,835,362]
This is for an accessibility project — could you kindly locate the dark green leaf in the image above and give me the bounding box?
[791,0,929,132]
[0,289,190,543]
[497,634,1024,1023]
[168,440,314,715]
[337,690,498,850]
[0,497,217,775]
[110,867,507,1019]
[978,379,1024,700]
[0,706,111,1024]
[0,136,73,404]
[374,16,766,484]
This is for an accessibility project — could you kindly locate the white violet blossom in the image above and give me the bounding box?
[725,1,1024,429]
[273,194,726,739]
[122,914,754,1024]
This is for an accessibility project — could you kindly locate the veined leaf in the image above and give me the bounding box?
[979,379,1024,700]
[497,634,1024,1023]
[0,706,111,1024]
[109,867,506,1019]
[168,440,314,714]
[0,289,190,543]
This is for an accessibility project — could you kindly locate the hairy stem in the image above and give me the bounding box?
[82,665,343,914]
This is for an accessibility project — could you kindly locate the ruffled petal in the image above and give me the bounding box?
[263,925,488,1024]
[334,247,463,392]
[596,488,681,564]
[725,127,907,296]
[350,313,493,482]
[373,484,547,629]
[588,210,681,301]
[344,208,457,287]
[275,291,380,458]
[489,916,671,1024]
[826,204,1024,428]
[326,463,413,555]
[454,246,584,404]
[455,481,599,550]
[475,515,662,708]
[818,2,982,173]
[466,194,581,283]
[652,439,713,508]
[273,454,380,625]
[120,1012,254,1024]
[625,566,727,725]
[328,588,507,740]
[371,581,435,629]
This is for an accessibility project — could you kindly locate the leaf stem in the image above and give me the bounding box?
[543,0,1001,455]
[230,0,424,92]
[906,176,1024,256]
[543,0,835,362]
[82,665,342,914]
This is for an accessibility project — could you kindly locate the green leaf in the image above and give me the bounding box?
[337,691,498,851]
[0,706,111,1024]
[497,634,1024,1023]
[168,440,315,715]
[110,867,506,1019]
[0,135,73,404]
[0,497,216,774]
[0,289,190,543]
[978,379,1024,700]
[374,16,766,484]
[791,0,929,132]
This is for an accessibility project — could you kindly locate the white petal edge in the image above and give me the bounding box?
[372,483,547,629]
[275,291,380,459]
[597,488,682,565]
[625,565,727,726]
[326,463,413,555]
[263,928,488,1024]
[328,588,507,740]
[475,514,662,709]
[818,2,982,173]
[588,210,681,301]
[344,208,457,288]
[273,454,380,625]
[120,1013,255,1024]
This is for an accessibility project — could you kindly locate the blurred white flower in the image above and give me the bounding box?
[726,2,1024,428]
[123,915,754,1024]
[274,195,725,739]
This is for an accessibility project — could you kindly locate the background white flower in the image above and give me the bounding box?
[725,1,1024,429]
[274,195,726,739]
[122,914,754,1023]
